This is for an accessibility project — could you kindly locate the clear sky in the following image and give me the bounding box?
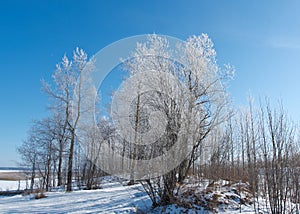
[1,0,300,166]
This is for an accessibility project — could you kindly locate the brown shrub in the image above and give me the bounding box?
[34,190,47,199]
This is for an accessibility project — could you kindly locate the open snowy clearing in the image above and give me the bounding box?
[0,170,28,192]
[0,180,27,192]
[0,179,152,213]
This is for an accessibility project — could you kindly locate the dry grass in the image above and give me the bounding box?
[0,171,26,181]
[34,191,47,199]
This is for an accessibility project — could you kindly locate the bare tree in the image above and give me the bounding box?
[258,100,296,213]
[17,137,38,193]
[17,117,57,192]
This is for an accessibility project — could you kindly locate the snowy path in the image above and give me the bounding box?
[0,181,151,213]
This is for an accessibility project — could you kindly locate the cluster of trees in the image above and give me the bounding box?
[18,48,104,192]
[199,99,300,213]
[18,35,299,213]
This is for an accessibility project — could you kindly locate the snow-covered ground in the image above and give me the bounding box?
[0,181,258,214]
[0,178,152,213]
[0,169,152,213]
[1,172,297,213]
[0,180,27,191]
[0,177,258,214]
[0,169,28,191]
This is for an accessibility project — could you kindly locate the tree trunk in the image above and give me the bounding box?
[129,93,141,185]
[30,161,36,193]
[57,142,63,186]
[67,132,75,192]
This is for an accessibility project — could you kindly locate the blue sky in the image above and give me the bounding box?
[1,0,300,166]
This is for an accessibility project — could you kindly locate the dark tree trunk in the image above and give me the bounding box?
[67,132,75,192]
[30,161,36,193]
[57,142,63,186]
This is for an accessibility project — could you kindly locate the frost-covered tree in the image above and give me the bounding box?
[43,48,95,191]
[120,34,233,205]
